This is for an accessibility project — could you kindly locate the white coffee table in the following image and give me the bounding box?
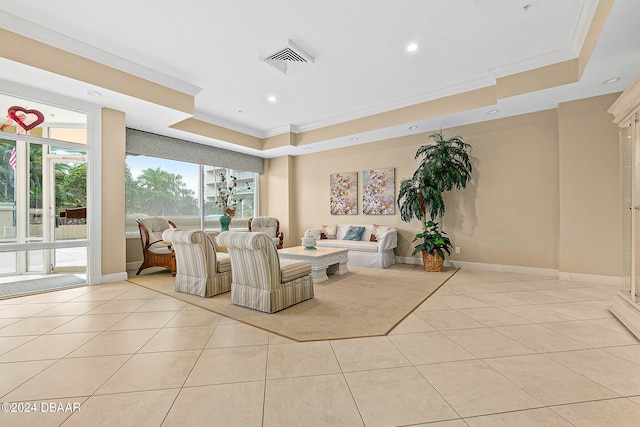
[278,246,349,284]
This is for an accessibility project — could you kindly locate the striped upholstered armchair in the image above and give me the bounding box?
[162,229,231,297]
[216,231,314,313]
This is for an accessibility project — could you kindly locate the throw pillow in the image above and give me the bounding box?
[321,224,338,239]
[343,226,365,241]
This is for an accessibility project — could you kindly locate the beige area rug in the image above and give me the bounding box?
[127,264,457,342]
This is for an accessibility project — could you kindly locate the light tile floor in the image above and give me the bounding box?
[0,268,639,426]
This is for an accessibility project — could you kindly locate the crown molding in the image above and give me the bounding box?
[288,76,495,134]
[191,112,264,139]
[0,11,202,96]
[489,48,577,80]
[263,123,301,138]
[571,0,600,54]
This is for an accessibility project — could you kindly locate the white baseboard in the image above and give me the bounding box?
[396,257,625,285]
[101,272,128,283]
[444,260,559,278]
[396,256,422,265]
[126,261,142,272]
[558,271,623,286]
[396,256,559,277]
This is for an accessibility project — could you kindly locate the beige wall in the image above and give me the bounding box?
[289,94,622,276]
[442,110,560,269]
[126,237,143,266]
[558,93,622,276]
[263,156,294,247]
[101,108,127,275]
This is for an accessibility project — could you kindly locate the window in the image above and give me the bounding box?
[125,154,257,233]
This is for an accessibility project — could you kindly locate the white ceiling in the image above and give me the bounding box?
[0,0,639,157]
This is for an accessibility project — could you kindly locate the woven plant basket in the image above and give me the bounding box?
[422,251,444,272]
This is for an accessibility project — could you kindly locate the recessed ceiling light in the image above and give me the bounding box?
[487,109,499,114]
[350,137,359,141]
[407,43,419,52]
[268,95,277,103]
[408,126,418,130]
[522,4,532,11]
[304,147,312,150]
[84,90,101,97]
[600,77,620,85]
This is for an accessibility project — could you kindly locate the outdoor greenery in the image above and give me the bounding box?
[397,131,473,262]
[0,142,88,224]
[0,141,16,203]
[1,142,88,205]
[0,142,45,209]
[125,165,198,217]
[56,163,86,210]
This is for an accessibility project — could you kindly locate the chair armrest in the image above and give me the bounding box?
[148,239,172,251]
[377,229,397,251]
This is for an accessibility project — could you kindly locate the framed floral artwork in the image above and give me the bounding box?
[330,172,358,215]
[363,167,395,215]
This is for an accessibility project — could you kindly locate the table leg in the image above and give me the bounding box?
[327,260,349,276]
[311,268,329,284]
[336,261,349,275]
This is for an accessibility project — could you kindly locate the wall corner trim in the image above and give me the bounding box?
[100,272,128,284]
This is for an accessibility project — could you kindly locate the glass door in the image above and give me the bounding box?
[45,153,87,273]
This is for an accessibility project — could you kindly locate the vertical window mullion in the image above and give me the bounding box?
[199,164,205,230]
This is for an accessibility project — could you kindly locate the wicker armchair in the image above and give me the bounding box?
[135,217,176,276]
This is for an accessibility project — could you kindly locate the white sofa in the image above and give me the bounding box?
[308,224,397,269]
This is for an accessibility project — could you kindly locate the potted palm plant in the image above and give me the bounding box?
[397,132,472,271]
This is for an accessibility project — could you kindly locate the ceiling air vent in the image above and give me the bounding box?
[262,40,314,75]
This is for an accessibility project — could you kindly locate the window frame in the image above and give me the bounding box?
[0,80,101,283]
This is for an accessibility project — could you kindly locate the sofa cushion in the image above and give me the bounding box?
[280,259,312,282]
[316,239,379,253]
[343,226,365,241]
